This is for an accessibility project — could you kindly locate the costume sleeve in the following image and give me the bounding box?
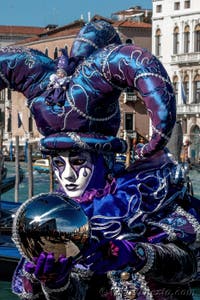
[40,272,89,300]
[12,258,90,300]
[138,242,197,284]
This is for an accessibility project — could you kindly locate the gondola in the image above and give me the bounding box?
[0,168,24,194]
[0,200,22,281]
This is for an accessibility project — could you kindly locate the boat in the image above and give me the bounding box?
[33,158,50,173]
[1,165,7,180]
[0,149,24,194]
[0,167,24,194]
[0,200,22,281]
[0,241,21,281]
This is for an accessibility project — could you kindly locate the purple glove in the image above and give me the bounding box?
[24,252,73,289]
[83,240,147,274]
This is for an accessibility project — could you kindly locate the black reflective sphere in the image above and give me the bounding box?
[12,193,89,262]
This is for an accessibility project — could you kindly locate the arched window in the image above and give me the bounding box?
[64,45,68,53]
[173,76,179,103]
[173,27,179,54]
[193,74,200,104]
[54,47,58,59]
[194,24,200,52]
[45,48,48,56]
[7,112,11,132]
[183,75,189,103]
[126,38,133,44]
[155,29,161,56]
[184,25,190,53]
[28,114,33,132]
[7,88,12,100]
[190,125,200,162]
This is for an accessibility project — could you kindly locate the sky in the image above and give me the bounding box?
[0,0,152,27]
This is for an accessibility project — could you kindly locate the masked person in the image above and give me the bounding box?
[0,20,199,300]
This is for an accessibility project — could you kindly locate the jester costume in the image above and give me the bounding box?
[0,20,199,299]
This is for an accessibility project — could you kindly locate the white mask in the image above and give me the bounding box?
[52,150,94,198]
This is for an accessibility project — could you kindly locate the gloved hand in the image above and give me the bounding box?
[83,240,147,274]
[24,252,73,289]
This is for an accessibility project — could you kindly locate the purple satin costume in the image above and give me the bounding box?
[0,20,199,300]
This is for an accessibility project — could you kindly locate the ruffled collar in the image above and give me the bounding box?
[75,178,117,203]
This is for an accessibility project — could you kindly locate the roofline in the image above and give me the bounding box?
[18,34,78,47]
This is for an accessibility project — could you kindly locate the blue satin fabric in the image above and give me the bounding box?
[40,133,127,154]
[0,20,176,157]
[0,47,54,98]
[80,151,198,246]
[70,20,122,58]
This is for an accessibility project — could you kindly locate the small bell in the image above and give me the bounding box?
[120,271,130,281]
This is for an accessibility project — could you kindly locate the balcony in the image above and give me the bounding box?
[171,52,200,65]
[177,103,200,115]
[124,92,137,103]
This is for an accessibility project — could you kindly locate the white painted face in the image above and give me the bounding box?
[52,150,94,198]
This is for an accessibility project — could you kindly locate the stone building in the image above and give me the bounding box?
[152,0,200,163]
[0,25,46,154]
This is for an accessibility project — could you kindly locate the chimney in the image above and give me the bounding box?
[88,11,91,22]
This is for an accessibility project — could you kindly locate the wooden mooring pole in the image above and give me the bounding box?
[49,156,54,192]
[14,136,20,202]
[28,142,34,198]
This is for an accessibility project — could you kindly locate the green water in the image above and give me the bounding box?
[0,281,18,300]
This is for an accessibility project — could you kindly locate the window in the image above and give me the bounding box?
[0,109,3,125]
[194,24,200,52]
[54,47,58,59]
[155,29,161,56]
[7,113,11,132]
[0,90,5,101]
[193,75,200,104]
[174,2,180,10]
[156,5,162,13]
[124,113,133,131]
[182,118,187,134]
[184,0,190,8]
[183,75,189,103]
[28,115,33,132]
[45,48,48,56]
[184,25,190,53]
[7,89,12,100]
[173,27,179,54]
[126,39,133,44]
[173,76,178,103]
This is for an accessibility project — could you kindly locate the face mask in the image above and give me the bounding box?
[52,150,94,198]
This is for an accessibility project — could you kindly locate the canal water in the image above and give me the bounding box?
[1,162,200,299]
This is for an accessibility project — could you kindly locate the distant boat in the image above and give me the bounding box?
[1,165,7,180]
[0,168,24,194]
[33,158,50,174]
[0,200,22,281]
[0,242,21,281]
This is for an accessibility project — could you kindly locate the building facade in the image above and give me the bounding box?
[152,0,200,163]
[0,25,48,155]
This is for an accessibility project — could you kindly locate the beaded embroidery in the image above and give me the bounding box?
[175,206,200,242]
[108,267,154,300]
[135,243,155,275]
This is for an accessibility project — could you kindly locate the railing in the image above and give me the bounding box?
[124,92,137,103]
[177,103,200,115]
[171,52,200,65]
